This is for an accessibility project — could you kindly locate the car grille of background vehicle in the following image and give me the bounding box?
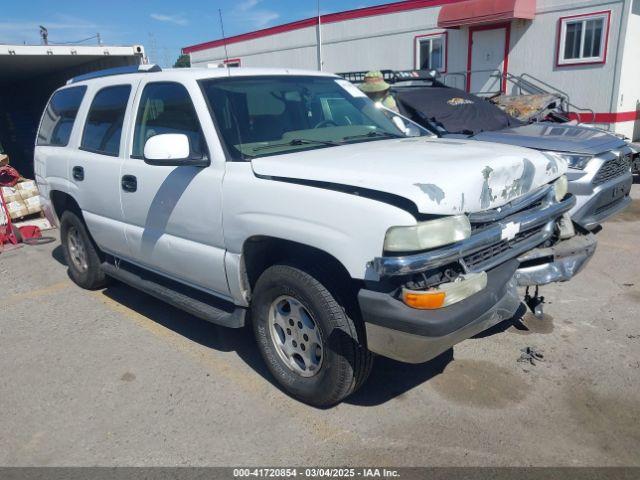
[593,153,632,185]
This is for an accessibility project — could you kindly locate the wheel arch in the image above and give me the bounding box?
[241,235,361,297]
[50,190,82,221]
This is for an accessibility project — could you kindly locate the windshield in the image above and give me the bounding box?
[200,75,405,160]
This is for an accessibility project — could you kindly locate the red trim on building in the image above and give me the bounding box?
[413,31,448,72]
[567,110,640,123]
[438,0,535,28]
[466,22,511,93]
[555,10,611,67]
[182,0,463,54]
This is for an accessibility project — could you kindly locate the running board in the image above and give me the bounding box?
[101,261,245,328]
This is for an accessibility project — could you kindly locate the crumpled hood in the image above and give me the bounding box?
[251,137,567,215]
[473,122,626,155]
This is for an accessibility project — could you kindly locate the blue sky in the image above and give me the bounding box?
[1,0,393,66]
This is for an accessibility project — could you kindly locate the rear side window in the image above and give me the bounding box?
[81,85,131,156]
[132,82,205,158]
[37,86,86,146]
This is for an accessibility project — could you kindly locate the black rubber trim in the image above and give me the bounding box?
[101,260,245,328]
[257,175,427,219]
[358,259,519,337]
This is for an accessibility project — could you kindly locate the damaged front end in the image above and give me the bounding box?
[359,179,596,364]
[372,181,594,287]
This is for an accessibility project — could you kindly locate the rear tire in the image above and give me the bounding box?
[60,210,108,290]
[251,264,373,407]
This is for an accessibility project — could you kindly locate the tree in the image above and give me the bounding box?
[173,54,190,68]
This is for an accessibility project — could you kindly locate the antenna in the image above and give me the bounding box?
[218,9,230,64]
[316,0,323,71]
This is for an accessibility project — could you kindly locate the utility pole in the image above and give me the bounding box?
[148,32,158,65]
[316,0,323,71]
[39,26,48,45]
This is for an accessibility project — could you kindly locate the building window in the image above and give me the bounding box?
[224,58,241,67]
[415,33,447,72]
[557,11,610,66]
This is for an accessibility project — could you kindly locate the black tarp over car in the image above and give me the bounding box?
[395,86,524,135]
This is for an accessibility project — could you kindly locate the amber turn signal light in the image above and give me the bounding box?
[402,290,446,310]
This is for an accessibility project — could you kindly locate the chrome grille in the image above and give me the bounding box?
[593,154,631,185]
[463,225,546,272]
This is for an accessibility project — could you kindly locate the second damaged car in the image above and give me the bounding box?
[37,67,595,406]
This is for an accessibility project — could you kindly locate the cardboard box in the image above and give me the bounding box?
[1,186,20,203]
[6,200,28,220]
[24,195,42,215]
[19,188,37,201]
[16,180,38,198]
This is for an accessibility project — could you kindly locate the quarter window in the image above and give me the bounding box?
[37,86,86,146]
[132,82,205,159]
[415,33,446,72]
[81,85,131,156]
[558,12,609,65]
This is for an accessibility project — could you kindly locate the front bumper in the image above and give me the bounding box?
[359,261,521,363]
[515,233,597,286]
[361,233,596,364]
[568,149,633,230]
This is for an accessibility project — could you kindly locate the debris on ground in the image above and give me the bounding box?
[0,161,53,252]
[517,346,545,366]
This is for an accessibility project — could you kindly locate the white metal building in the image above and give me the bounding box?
[183,0,640,140]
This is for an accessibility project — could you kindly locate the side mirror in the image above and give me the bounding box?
[391,115,422,137]
[143,133,209,167]
[404,122,423,137]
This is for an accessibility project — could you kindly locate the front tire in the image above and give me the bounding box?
[251,264,373,407]
[60,210,108,290]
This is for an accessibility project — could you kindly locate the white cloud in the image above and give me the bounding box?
[237,0,260,12]
[228,0,279,29]
[150,13,188,26]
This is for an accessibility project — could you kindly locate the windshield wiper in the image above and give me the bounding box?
[342,131,404,142]
[252,138,341,152]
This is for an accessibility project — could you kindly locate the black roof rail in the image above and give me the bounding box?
[337,69,437,84]
[67,64,162,84]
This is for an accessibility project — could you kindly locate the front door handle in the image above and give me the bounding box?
[72,166,84,181]
[121,175,137,192]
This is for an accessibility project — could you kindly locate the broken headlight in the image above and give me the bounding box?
[384,215,471,253]
[554,175,569,202]
[545,151,593,170]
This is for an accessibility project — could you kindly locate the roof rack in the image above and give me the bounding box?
[67,64,162,84]
[337,69,437,84]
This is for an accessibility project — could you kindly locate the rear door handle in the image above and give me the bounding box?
[72,166,84,181]
[121,175,137,192]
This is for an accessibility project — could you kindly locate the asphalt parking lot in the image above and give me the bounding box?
[1,184,639,467]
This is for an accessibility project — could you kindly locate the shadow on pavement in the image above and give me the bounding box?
[52,245,65,265]
[99,282,273,382]
[53,244,527,407]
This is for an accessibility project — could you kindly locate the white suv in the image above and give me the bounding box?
[35,66,595,406]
